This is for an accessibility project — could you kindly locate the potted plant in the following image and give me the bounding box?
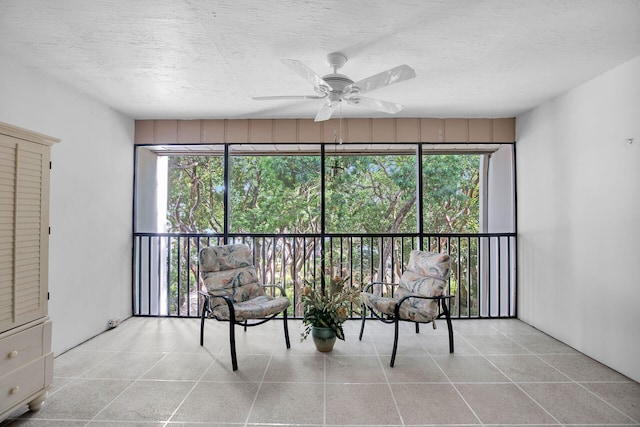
[300,273,361,352]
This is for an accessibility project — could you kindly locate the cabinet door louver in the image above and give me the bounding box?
[0,137,49,331]
[0,141,17,327]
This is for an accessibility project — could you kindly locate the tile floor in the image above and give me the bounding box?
[3,317,639,426]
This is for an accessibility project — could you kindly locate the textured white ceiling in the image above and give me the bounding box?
[1,0,639,120]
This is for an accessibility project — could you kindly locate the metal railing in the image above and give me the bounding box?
[133,232,517,319]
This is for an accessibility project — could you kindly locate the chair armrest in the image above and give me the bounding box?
[199,290,236,321]
[362,281,400,295]
[199,290,234,306]
[262,283,288,297]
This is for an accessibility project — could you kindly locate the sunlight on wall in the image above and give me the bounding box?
[157,156,168,232]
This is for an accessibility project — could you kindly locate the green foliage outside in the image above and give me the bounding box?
[325,154,417,233]
[163,149,481,317]
[229,155,321,234]
[166,152,479,235]
[422,155,479,233]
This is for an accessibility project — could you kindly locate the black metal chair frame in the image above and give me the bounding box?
[199,284,290,371]
[359,281,454,367]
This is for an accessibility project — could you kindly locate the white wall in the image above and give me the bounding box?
[516,55,640,382]
[0,56,134,355]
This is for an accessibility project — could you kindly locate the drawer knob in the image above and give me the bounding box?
[8,350,19,358]
[10,386,20,394]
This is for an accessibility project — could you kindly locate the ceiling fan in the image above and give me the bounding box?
[252,52,416,122]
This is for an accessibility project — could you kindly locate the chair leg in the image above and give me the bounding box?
[283,311,291,349]
[226,305,238,371]
[200,310,206,346]
[229,320,238,371]
[200,295,209,346]
[442,299,454,353]
[358,305,367,341]
[390,317,400,367]
[415,323,420,334]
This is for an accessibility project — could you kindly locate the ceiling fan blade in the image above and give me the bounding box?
[252,95,326,101]
[281,59,330,90]
[349,64,416,95]
[314,101,335,122]
[347,96,403,114]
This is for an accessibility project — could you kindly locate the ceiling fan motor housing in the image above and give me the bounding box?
[321,52,358,102]
[321,74,355,102]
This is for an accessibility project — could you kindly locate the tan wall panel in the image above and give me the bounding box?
[249,119,273,143]
[135,117,515,144]
[273,120,297,142]
[420,118,444,142]
[134,121,155,144]
[444,118,468,142]
[468,119,493,143]
[225,119,249,143]
[322,119,344,143]
[396,118,420,142]
[371,118,396,142]
[202,120,225,143]
[154,120,178,143]
[346,119,371,142]
[493,118,516,142]
[297,120,322,142]
[177,120,202,143]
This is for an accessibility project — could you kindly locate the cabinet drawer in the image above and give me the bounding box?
[0,323,44,378]
[0,357,46,414]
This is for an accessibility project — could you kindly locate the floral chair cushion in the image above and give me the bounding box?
[199,244,290,321]
[200,243,253,272]
[361,250,451,323]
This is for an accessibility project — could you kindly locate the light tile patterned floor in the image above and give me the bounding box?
[3,317,639,426]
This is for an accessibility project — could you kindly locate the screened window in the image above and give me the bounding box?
[134,143,514,236]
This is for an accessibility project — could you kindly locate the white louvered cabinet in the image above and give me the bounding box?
[0,122,58,421]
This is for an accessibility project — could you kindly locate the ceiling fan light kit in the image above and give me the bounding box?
[252,51,416,122]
